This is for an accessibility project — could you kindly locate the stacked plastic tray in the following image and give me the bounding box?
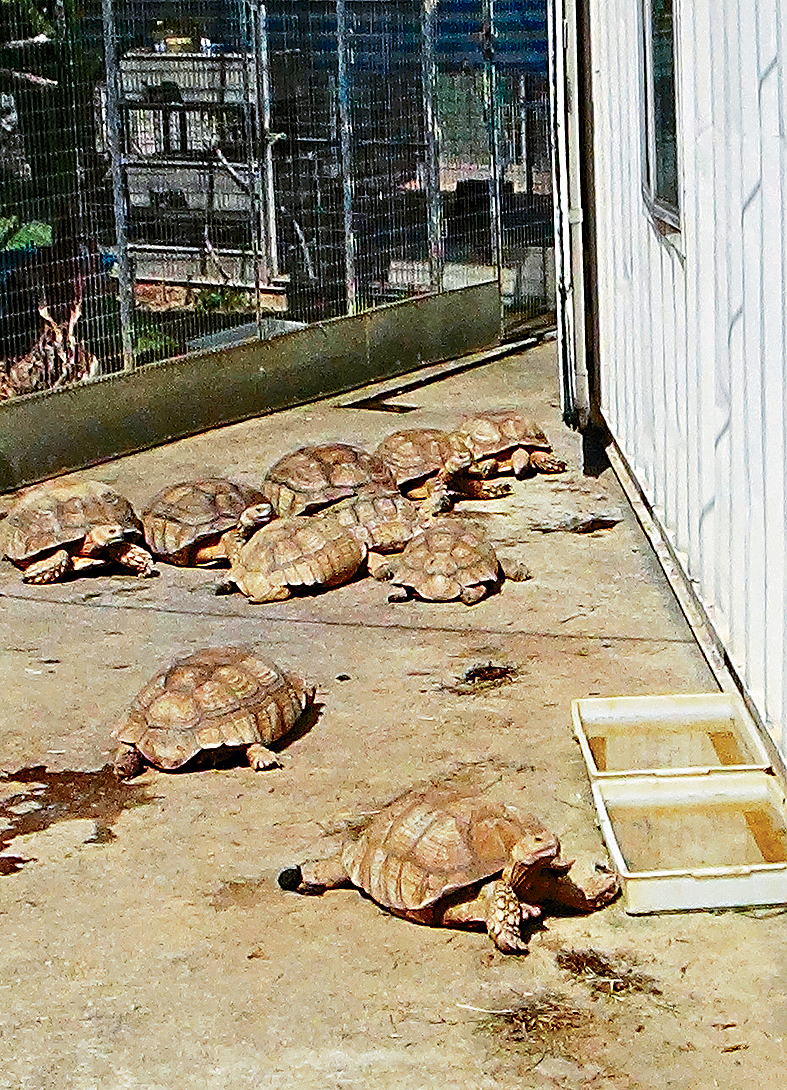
[572,693,787,913]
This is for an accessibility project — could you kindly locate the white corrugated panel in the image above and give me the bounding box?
[585,0,787,749]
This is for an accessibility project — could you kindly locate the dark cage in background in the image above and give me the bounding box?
[0,0,553,395]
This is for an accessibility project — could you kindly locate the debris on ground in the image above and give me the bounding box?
[555,946,663,997]
[442,662,519,694]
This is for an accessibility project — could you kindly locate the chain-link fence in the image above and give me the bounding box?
[0,0,553,398]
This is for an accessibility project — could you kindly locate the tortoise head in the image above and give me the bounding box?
[503,827,562,894]
[239,502,275,534]
[86,523,139,551]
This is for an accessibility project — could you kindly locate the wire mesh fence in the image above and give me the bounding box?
[0,0,553,398]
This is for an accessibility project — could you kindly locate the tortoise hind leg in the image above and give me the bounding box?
[113,742,146,780]
[278,851,350,894]
[21,548,72,583]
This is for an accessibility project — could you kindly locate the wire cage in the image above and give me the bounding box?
[0,0,553,398]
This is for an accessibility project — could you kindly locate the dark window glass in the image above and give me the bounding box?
[644,0,679,221]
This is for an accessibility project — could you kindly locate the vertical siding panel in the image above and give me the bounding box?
[759,0,786,737]
[738,1,767,703]
[587,0,787,745]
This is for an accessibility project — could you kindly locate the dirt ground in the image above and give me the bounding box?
[0,341,784,1089]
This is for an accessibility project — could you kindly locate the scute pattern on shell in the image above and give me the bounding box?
[229,514,365,600]
[142,478,266,563]
[326,491,420,552]
[391,520,499,600]
[341,787,550,913]
[455,409,552,459]
[374,429,470,489]
[116,646,313,769]
[6,479,143,562]
[262,444,396,517]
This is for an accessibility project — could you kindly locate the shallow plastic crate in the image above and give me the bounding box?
[572,692,771,778]
[592,771,787,913]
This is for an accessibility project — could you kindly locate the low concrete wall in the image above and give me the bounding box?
[0,281,500,492]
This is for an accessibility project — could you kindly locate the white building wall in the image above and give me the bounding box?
[586,0,787,748]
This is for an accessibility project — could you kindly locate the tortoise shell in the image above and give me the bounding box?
[391,519,499,601]
[142,478,266,565]
[374,429,471,490]
[115,646,313,770]
[227,514,365,601]
[326,490,420,552]
[341,786,553,913]
[6,479,143,563]
[454,410,553,460]
[262,444,396,517]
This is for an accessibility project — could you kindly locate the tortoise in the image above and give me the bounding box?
[262,443,396,518]
[215,513,366,603]
[278,785,619,953]
[142,478,273,566]
[325,489,421,579]
[113,646,314,779]
[453,410,567,477]
[374,518,530,605]
[4,479,155,584]
[374,428,511,510]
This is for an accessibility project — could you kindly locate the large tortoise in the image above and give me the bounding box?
[262,444,396,518]
[375,428,511,510]
[113,646,314,778]
[375,518,530,605]
[5,479,155,583]
[453,410,567,477]
[142,478,273,566]
[279,785,619,953]
[216,513,366,602]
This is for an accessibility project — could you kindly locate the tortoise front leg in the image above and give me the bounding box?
[105,542,156,577]
[438,881,539,953]
[455,476,513,500]
[21,548,72,583]
[246,743,281,771]
[529,450,567,474]
[278,851,351,894]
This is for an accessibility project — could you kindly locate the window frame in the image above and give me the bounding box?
[640,0,681,231]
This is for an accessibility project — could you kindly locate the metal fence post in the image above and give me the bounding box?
[336,0,357,316]
[101,0,134,371]
[421,0,443,294]
[482,0,504,305]
[252,0,278,285]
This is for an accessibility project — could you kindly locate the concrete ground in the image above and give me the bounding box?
[0,341,784,1089]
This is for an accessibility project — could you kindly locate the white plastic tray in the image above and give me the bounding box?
[572,692,771,778]
[592,771,787,913]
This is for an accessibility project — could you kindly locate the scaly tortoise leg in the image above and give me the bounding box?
[113,742,146,780]
[278,852,351,894]
[105,542,156,577]
[438,881,539,953]
[246,743,281,771]
[455,476,513,500]
[366,550,396,581]
[21,548,72,583]
[459,584,488,605]
[529,450,567,474]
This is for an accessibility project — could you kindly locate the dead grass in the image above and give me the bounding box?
[555,946,662,998]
